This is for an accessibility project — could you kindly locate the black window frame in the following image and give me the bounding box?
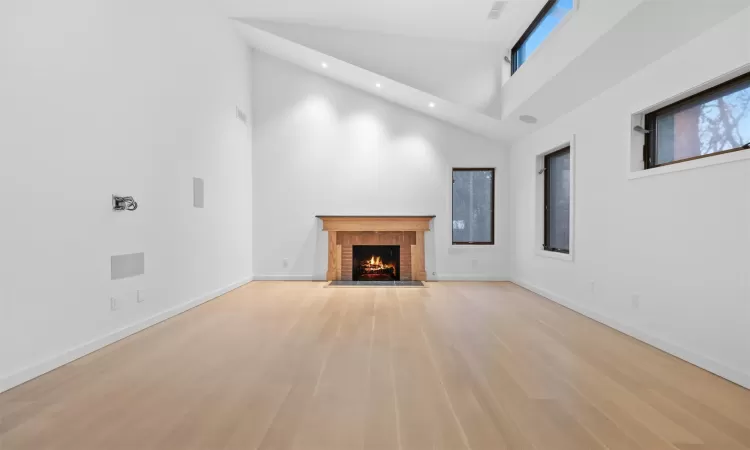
[511,0,565,75]
[543,147,571,254]
[643,71,750,169]
[451,168,495,246]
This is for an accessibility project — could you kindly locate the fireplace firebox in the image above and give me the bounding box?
[352,245,400,281]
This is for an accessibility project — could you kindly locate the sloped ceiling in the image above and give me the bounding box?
[221,0,546,43]
[227,0,548,113]
[224,0,546,141]
[233,22,509,139]
[225,0,750,142]
[241,20,502,110]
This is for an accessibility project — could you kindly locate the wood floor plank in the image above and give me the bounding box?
[0,281,748,450]
[362,290,400,450]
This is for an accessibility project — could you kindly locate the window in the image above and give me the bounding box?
[644,72,750,168]
[511,0,574,75]
[452,169,494,245]
[544,148,570,253]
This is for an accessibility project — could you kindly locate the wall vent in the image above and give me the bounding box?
[111,252,145,280]
[487,1,507,20]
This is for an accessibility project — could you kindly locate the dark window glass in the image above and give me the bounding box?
[452,169,495,245]
[511,0,573,74]
[645,72,750,168]
[544,148,570,253]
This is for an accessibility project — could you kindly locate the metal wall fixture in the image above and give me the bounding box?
[112,195,138,211]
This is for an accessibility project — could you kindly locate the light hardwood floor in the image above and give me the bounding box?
[1,282,749,450]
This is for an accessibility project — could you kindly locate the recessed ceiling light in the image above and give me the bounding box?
[519,114,538,124]
[429,102,436,108]
[321,62,328,68]
[375,82,382,88]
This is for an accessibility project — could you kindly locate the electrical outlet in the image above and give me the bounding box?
[110,297,118,311]
[432,271,436,276]
[471,259,479,270]
[590,280,596,294]
[631,293,640,310]
[282,258,289,269]
[137,290,144,303]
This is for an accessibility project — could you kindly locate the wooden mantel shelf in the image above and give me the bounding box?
[318,216,433,281]
[317,215,434,232]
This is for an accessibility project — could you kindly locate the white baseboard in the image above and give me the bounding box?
[0,277,253,394]
[252,274,322,281]
[512,279,750,389]
[432,273,509,282]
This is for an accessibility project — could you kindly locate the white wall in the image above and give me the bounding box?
[509,6,750,388]
[0,0,253,392]
[252,52,509,281]
[497,0,641,117]
[490,0,749,131]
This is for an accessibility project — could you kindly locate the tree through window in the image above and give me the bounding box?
[645,72,750,168]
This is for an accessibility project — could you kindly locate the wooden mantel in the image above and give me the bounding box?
[317,216,434,282]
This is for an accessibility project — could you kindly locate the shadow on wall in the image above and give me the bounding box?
[286,219,321,279]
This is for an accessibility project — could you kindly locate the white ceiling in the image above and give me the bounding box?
[233,22,510,139]
[228,0,750,142]
[221,0,547,44]
[242,20,502,109]
[223,0,549,137]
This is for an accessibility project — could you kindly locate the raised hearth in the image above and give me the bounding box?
[317,216,434,282]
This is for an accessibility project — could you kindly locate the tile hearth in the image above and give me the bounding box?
[328,280,425,287]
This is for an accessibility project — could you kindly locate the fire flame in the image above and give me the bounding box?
[362,255,395,273]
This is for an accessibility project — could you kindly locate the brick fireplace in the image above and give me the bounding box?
[317,216,434,282]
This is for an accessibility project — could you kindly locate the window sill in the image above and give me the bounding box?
[451,244,496,248]
[629,148,750,180]
[535,249,574,262]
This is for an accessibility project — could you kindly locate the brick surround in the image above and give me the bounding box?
[339,232,416,281]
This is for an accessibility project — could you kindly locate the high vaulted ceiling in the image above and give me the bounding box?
[226,0,750,142]
[241,20,502,109]
[223,0,550,112]
[222,0,552,139]
[220,0,547,44]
